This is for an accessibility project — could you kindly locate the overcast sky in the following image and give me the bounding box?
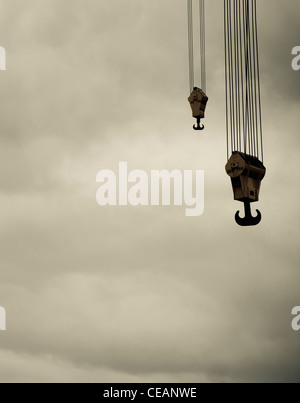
[0,0,299,383]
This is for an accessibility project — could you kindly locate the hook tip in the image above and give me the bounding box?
[193,124,205,131]
[235,207,262,227]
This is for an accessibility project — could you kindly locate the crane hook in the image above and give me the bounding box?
[235,200,262,227]
[193,117,205,131]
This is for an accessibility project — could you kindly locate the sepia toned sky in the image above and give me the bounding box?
[0,0,300,383]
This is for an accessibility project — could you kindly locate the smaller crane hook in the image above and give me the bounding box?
[235,200,262,227]
[193,117,205,131]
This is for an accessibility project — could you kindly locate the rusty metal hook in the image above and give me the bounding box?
[193,117,204,131]
[235,200,262,227]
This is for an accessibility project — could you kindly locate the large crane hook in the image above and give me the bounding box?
[225,152,265,227]
[235,201,262,227]
[193,117,205,131]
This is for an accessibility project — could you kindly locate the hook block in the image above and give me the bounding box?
[188,87,208,120]
[225,152,266,203]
